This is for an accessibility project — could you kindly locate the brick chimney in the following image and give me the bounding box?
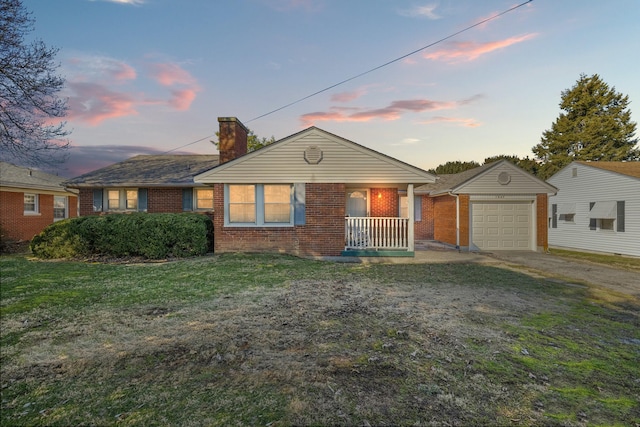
[218,117,248,164]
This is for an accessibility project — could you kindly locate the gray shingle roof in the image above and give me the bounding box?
[0,161,73,192]
[64,155,219,188]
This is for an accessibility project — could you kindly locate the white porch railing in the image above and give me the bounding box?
[345,217,409,250]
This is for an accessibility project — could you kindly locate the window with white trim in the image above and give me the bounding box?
[226,184,294,226]
[106,189,138,211]
[24,193,38,214]
[194,188,214,210]
[53,196,68,220]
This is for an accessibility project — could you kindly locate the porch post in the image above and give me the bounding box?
[407,184,414,251]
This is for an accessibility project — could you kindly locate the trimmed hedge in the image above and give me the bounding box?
[30,213,213,259]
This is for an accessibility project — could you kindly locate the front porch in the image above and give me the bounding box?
[343,216,414,256]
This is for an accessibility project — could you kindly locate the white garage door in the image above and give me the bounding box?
[471,202,532,251]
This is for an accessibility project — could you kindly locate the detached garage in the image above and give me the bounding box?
[415,160,557,252]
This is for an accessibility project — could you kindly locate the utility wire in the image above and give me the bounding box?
[162,0,532,153]
[246,0,533,123]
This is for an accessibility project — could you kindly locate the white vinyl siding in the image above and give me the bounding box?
[457,162,554,195]
[196,129,436,185]
[548,162,640,257]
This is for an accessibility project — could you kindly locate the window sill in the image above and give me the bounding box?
[23,212,41,216]
[224,222,294,228]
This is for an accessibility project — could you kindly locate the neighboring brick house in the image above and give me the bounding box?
[0,162,78,242]
[415,160,557,252]
[64,155,220,217]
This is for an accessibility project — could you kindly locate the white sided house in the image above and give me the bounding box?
[547,161,640,257]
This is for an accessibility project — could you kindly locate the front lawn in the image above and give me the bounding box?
[1,254,638,426]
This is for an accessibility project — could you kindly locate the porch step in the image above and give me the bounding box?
[341,250,415,257]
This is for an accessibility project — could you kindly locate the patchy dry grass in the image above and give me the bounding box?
[1,253,639,426]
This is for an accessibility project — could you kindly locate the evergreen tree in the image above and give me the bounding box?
[533,73,638,179]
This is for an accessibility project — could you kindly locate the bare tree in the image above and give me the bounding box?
[0,0,70,167]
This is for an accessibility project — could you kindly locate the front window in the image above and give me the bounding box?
[108,190,120,210]
[106,189,138,211]
[54,196,67,220]
[226,184,293,226]
[126,190,137,210]
[229,185,256,223]
[24,193,38,213]
[195,188,214,210]
[264,185,291,223]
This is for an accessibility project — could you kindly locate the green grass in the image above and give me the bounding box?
[1,253,639,426]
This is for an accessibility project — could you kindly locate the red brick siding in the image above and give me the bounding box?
[213,183,346,257]
[370,188,398,217]
[147,188,184,213]
[536,193,548,250]
[78,188,96,216]
[433,195,457,246]
[0,190,77,241]
[415,195,434,240]
[458,195,470,247]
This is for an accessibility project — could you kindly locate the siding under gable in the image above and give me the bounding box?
[455,162,554,195]
[196,129,435,185]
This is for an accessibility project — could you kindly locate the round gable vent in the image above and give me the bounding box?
[304,146,323,164]
[497,171,511,185]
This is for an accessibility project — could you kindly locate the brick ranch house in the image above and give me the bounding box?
[65,117,555,256]
[1,161,78,242]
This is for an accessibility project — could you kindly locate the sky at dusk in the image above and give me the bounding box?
[20,0,640,178]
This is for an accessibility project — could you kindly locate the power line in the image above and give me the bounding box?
[246,0,533,123]
[162,0,532,153]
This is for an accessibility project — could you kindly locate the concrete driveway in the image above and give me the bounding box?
[482,251,639,297]
[337,246,639,297]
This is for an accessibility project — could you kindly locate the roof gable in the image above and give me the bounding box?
[65,155,219,188]
[195,127,436,184]
[416,160,556,195]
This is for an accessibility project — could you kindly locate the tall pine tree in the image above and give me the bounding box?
[533,73,638,179]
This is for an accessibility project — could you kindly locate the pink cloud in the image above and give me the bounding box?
[300,96,482,127]
[169,88,198,111]
[424,33,538,62]
[65,82,138,126]
[421,116,482,128]
[148,62,201,110]
[331,89,367,103]
[149,62,196,87]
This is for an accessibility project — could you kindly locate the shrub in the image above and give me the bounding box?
[30,213,213,260]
